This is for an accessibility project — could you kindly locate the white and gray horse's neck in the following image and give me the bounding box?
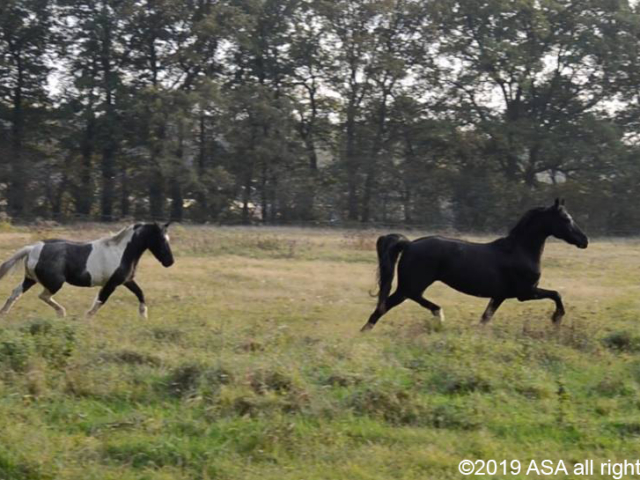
[91,225,149,272]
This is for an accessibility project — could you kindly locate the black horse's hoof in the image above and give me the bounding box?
[552,311,564,325]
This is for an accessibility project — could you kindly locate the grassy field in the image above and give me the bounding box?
[0,224,639,479]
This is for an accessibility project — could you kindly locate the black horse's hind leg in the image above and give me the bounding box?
[410,295,444,323]
[361,291,406,332]
[518,287,565,324]
[480,298,505,324]
[124,280,147,319]
[0,278,36,316]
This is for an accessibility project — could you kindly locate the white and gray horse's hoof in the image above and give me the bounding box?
[432,308,445,323]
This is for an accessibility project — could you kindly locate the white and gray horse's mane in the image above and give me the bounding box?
[104,224,136,245]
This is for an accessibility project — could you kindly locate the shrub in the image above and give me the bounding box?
[21,319,76,369]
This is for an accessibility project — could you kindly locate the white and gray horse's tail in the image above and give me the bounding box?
[0,246,32,281]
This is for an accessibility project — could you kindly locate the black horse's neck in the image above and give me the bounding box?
[505,208,550,261]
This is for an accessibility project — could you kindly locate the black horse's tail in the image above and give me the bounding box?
[373,233,410,311]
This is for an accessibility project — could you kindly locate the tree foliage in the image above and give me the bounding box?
[1,0,640,232]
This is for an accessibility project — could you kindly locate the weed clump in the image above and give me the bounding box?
[425,366,493,396]
[208,368,309,418]
[0,445,54,480]
[602,331,640,353]
[592,378,636,398]
[347,386,427,425]
[100,350,161,366]
[249,369,296,395]
[166,363,233,398]
[440,372,492,395]
[610,421,640,437]
[148,327,183,344]
[428,403,481,430]
[322,373,363,387]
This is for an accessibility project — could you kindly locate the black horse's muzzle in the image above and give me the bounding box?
[574,234,589,249]
[162,258,175,267]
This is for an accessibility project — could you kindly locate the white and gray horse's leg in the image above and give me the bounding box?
[124,280,147,319]
[39,288,67,318]
[85,294,101,318]
[0,278,36,316]
[85,282,119,319]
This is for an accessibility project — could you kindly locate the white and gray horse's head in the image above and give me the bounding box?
[135,222,175,267]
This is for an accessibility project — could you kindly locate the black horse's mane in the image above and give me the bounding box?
[506,207,547,239]
[489,207,548,251]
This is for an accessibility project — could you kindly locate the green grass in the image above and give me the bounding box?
[0,225,639,479]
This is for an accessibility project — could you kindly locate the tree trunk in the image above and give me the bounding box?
[196,110,208,221]
[361,92,389,223]
[100,8,116,222]
[170,124,185,222]
[76,117,95,216]
[8,63,26,218]
[149,170,165,220]
[100,143,116,221]
[170,178,183,221]
[260,162,268,223]
[242,176,251,224]
[345,105,358,221]
[120,166,129,217]
[148,120,166,219]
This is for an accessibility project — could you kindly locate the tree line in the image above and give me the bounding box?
[2,0,640,233]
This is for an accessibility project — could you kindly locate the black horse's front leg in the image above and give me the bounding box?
[480,298,505,324]
[518,287,565,324]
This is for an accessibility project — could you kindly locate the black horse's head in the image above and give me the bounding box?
[547,198,589,249]
[146,222,175,267]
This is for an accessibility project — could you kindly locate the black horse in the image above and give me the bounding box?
[362,199,588,331]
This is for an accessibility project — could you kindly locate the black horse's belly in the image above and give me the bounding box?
[435,244,512,298]
[439,270,507,298]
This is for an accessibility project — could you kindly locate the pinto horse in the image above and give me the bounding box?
[362,199,588,331]
[0,222,174,319]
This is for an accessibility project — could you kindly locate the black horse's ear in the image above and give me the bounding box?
[163,221,171,230]
[554,198,561,208]
[560,198,565,206]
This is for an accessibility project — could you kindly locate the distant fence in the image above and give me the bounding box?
[3,212,640,238]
